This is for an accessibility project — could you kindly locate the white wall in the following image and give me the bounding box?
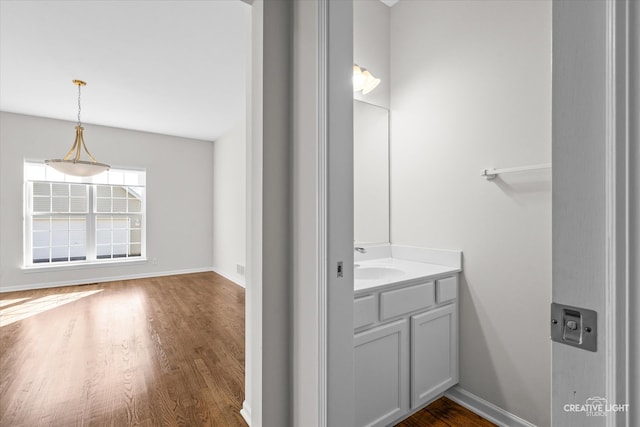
[212,121,246,286]
[390,1,551,426]
[354,0,390,109]
[0,112,214,291]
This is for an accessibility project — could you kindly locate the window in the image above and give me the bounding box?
[24,162,146,267]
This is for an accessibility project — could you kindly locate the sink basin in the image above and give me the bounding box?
[354,266,405,281]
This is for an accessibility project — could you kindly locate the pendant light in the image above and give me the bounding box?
[45,80,110,177]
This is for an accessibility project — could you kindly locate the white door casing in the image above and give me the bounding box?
[244,1,355,426]
[319,0,356,425]
[552,1,636,426]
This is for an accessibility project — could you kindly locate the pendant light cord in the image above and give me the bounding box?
[77,83,82,127]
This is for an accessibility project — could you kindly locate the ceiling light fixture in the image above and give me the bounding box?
[45,80,110,177]
[353,64,381,95]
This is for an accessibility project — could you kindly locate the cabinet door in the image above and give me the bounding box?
[411,303,458,409]
[354,318,409,427]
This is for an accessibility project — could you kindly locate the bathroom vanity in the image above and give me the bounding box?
[354,245,461,427]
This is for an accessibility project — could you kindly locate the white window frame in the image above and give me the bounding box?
[23,161,147,269]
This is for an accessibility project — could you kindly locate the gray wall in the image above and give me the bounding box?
[212,120,246,286]
[0,111,214,291]
[631,1,640,423]
[389,1,552,425]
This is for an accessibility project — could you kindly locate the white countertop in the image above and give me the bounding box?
[354,257,460,294]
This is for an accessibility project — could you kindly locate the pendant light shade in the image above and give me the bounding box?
[353,64,381,95]
[45,80,110,177]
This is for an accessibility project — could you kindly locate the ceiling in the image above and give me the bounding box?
[0,0,249,142]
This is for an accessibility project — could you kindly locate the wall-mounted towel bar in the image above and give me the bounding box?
[481,163,551,180]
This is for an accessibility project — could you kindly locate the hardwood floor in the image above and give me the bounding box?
[396,397,497,427]
[1,272,494,427]
[0,272,246,427]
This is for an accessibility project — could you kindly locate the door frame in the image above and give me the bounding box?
[243,0,355,426]
[552,0,636,425]
[317,0,355,425]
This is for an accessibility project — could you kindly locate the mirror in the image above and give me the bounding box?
[354,100,390,244]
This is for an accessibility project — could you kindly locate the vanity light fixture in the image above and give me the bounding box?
[45,80,110,177]
[353,64,381,95]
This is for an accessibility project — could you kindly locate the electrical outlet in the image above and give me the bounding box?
[152,258,158,265]
[237,264,245,275]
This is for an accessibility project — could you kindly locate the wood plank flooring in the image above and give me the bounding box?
[397,397,497,427]
[1,272,494,427]
[0,272,245,427]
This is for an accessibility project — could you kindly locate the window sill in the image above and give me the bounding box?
[23,258,148,273]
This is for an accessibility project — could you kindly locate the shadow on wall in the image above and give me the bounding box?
[458,269,546,423]
[458,272,507,404]
[490,172,551,207]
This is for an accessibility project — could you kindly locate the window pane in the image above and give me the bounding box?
[124,173,139,186]
[128,199,142,212]
[46,168,66,183]
[113,245,127,257]
[51,246,68,262]
[70,230,85,245]
[27,165,46,181]
[97,245,111,259]
[113,219,128,229]
[112,198,127,213]
[33,196,50,212]
[70,218,86,230]
[52,230,69,246]
[33,218,50,231]
[129,244,141,257]
[70,184,86,197]
[32,231,49,247]
[113,230,128,244]
[96,186,111,197]
[33,182,50,196]
[33,247,50,263]
[130,216,142,228]
[52,197,69,212]
[96,198,111,213]
[51,219,69,231]
[97,230,111,245]
[69,245,86,260]
[130,229,141,243]
[52,183,69,197]
[70,197,87,213]
[109,171,124,185]
[128,186,143,198]
[112,186,127,198]
[96,217,111,229]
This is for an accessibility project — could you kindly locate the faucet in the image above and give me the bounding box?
[355,247,367,254]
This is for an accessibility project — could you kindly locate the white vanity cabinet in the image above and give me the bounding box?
[411,303,458,408]
[354,274,458,427]
[354,319,409,427]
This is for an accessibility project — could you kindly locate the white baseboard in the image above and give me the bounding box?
[0,267,214,293]
[445,386,537,427]
[212,267,246,288]
[240,400,251,426]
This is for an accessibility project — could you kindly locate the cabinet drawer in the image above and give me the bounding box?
[380,282,435,321]
[436,276,457,303]
[354,294,377,329]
